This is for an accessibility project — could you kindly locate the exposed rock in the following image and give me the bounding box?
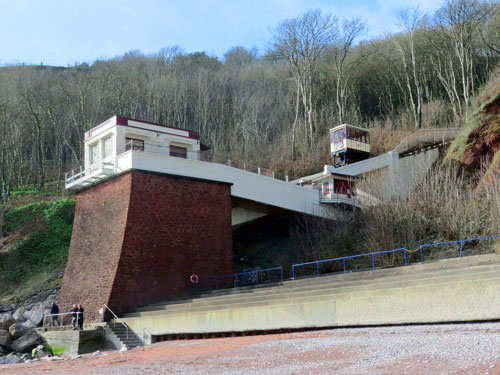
[0,345,9,355]
[12,308,25,323]
[30,310,44,326]
[70,354,82,360]
[32,344,51,359]
[22,320,37,329]
[10,332,40,353]
[0,304,15,313]
[0,353,23,365]
[0,314,16,330]
[23,310,32,321]
[8,323,30,339]
[0,330,11,347]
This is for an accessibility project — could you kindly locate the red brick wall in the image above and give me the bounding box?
[58,170,233,322]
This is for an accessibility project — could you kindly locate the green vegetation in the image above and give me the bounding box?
[0,198,75,302]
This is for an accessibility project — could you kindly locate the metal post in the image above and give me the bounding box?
[258,167,261,175]
[459,241,463,258]
[420,246,424,263]
[292,266,295,280]
[372,254,375,270]
[243,163,246,171]
[316,262,320,277]
[71,168,74,182]
[286,175,289,182]
[80,165,83,179]
[272,171,275,179]
[228,159,231,167]
[280,268,284,281]
[404,249,407,266]
[343,259,346,273]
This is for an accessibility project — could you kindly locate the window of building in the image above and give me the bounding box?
[103,137,113,158]
[125,138,144,151]
[170,145,187,158]
[89,144,99,165]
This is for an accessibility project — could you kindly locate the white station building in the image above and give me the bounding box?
[66,116,361,224]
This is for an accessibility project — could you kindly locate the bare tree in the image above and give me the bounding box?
[270,9,339,157]
[330,17,368,124]
[393,7,425,129]
[434,0,494,118]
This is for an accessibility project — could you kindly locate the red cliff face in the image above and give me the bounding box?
[57,170,233,322]
[459,94,500,183]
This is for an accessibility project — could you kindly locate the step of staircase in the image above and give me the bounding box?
[106,323,143,349]
[126,256,500,318]
[119,253,500,337]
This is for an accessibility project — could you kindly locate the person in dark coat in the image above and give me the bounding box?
[77,304,84,330]
[70,304,78,330]
[50,302,60,326]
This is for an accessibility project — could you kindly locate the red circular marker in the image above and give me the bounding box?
[189,274,199,284]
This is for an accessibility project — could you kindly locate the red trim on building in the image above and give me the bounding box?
[85,115,202,141]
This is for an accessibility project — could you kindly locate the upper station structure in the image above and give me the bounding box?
[66,115,361,220]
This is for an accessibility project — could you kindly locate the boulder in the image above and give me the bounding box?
[23,310,32,321]
[30,310,44,326]
[22,320,37,329]
[0,345,9,355]
[0,330,11,347]
[12,308,25,323]
[9,323,30,339]
[0,353,23,365]
[32,345,51,359]
[10,332,40,353]
[0,304,15,313]
[0,314,15,330]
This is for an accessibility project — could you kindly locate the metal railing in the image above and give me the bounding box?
[199,267,284,290]
[419,234,500,263]
[103,304,129,342]
[43,311,80,328]
[291,248,408,279]
[393,128,460,155]
[65,142,291,188]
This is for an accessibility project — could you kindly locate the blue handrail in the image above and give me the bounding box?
[291,248,407,280]
[200,267,284,289]
[419,234,500,263]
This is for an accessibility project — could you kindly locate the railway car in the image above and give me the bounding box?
[330,124,370,167]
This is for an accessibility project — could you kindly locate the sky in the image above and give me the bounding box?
[0,0,443,67]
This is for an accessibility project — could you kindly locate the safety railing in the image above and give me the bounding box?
[292,248,407,279]
[419,234,500,263]
[65,143,293,188]
[199,267,284,290]
[103,304,129,342]
[43,311,80,328]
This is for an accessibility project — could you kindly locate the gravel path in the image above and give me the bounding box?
[1,322,499,374]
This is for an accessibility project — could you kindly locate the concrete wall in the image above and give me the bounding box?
[58,170,233,322]
[121,268,500,337]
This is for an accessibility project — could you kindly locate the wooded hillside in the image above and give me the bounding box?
[1,0,499,198]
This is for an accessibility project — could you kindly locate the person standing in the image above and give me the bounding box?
[50,302,60,326]
[77,304,84,330]
[70,304,78,330]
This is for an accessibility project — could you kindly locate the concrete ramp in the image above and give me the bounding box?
[119,254,500,341]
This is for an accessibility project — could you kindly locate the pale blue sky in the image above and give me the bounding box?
[0,0,442,66]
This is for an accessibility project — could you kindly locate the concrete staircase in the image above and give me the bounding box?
[120,254,500,339]
[106,323,143,349]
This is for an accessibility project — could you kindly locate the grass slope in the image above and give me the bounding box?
[0,198,75,302]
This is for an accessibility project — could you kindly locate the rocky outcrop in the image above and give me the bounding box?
[0,315,15,331]
[446,92,500,187]
[8,323,29,339]
[0,330,11,347]
[10,332,40,353]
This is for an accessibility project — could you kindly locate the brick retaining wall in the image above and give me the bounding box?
[58,170,233,322]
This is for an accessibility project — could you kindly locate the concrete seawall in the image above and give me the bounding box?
[120,254,500,340]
